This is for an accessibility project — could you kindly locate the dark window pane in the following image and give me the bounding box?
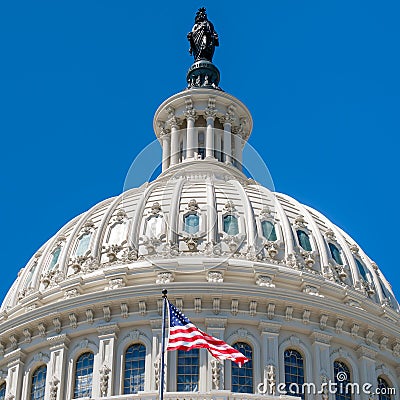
[297,230,312,251]
[329,243,343,265]
[334,361,352,400]
[262,221,277,241]
[74,352,94,398]
[30,365,47,400]
[284,349,305,400]
[176,349,199,392]
[124,344,146,394]
[232,342,253,393]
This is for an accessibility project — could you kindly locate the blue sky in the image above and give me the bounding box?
[1,1,399,301]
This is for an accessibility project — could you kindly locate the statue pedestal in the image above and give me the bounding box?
[186,60,221,90]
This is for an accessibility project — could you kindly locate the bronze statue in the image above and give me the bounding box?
[187,8,219,62]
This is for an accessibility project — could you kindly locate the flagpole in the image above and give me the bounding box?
[159,289,168,400]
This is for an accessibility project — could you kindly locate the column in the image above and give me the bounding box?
[170,122,180,166]
[161,132,171,172]
[357,346,378,400]
[259,321,281,395]
[215,129,222,161]
[6,353,24,400]
[233,133,243,170]
[205,317,227,392]
[311,331,332,398]
[186,117,196,159]
[205,115,215,159]
[97,325,119,397]
[150,319,163,393]
[223,122,232,164]
[46,334,70,400]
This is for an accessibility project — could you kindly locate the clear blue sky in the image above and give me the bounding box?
[1,1,399,301]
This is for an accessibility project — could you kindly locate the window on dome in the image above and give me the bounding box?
[177,349,199,392]
[379,278,398,309]
[378,377,393,400]
[30,365,47,400]
[329,243,343,265]
[355,258,369,281]
[146,216,163,238]
[124,343,146,394]
[284,349,305,400]
[0,383,6,400]
[232,342,253,393]
[261,220,277,241]
[108,222,127,244]
[184,214,199,235]
[75,233,91,256]
[223,215,239,235]
[297,230,312,251]
[48,247,62,270]
[334,361,352,400]
[74,352,94,398]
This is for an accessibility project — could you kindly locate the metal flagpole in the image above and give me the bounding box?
[159,289,168,400]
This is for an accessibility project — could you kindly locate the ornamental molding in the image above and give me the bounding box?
[97,324,120,337]
[311,331,332,345]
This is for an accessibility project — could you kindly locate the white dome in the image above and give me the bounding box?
[2,158,397,317]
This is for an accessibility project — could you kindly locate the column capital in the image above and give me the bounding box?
[184,97,197,120]
[258,320,281,334]
[47,334,70,350]
[311,330,332,345]
[97,324,120,338]
[356,345,377,360]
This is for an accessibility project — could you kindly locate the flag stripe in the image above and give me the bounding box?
[166,301,249,367]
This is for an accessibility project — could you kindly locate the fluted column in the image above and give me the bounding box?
[233,132,243,169]
[161,131,171,172]
[311,331,332,398]
[97,325,119,397]
[205,317,227,392]
[205,97,216,159]
[357,346,378,400]
[170,121,180,166]
[184,98,197,159]
[214,129,222,161]
[259,321,281,394]
[46,334,70,400]
[6,352,24,400]
[150,319,163,393]
[223,122,232,164]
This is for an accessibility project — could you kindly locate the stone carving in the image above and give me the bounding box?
[213,298,221,315]
[379,336,388,351]
[49,376,60,400]
[365,330,375,345]
[325,228,336,240]
[303,285,322,297]
[9,335,17,350]
[224,200,236,213]
[267,303,275,320]
[392,342,400,357]
[320,374,329,400]
[103,306,111,322]
[161,241,180,258]
[237,328,248,339]
[264,241,279,259]
[68,252,98,275]
[183,98,197,120]
[231,299,239,316]
[139,301,146,316]
[335,319,344,334]
[69,313,78,329]
[210,359,222,390]
[351,323,360,337]
[204,241,222,256]
[38,323,46,337]
[53,318,61,334]
[99,364,111,396]
[249,300,257,317]
[0,342,4,356]
[23,328,31,343]
[107,277,125,290]
[33,352,49,363]
[207,271,223,283]
[264,364,276,395]
[154,356,161,391]
[194,298,201,313]
[294,215,307,228]
[184,236,199,252]
[86,309,94,324]
[302,309,311,325]
[320,314,328,330]
[301,251,315,269]
[103,242,127,263]
[121,303,129,319]
[17,287,35,301]
[204,97,217,119]
[64,288,79,299]
[256,275,275,287]
[285,306,293,321]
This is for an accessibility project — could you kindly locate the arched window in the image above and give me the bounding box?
[297,230,312,251]
[0,383,6,400]
[74,352,94,398]
[378,376,393,400]
[176,349,199,392]
[329,243,343,265]
[48,247,62,270]
[75,233,91,256]
[145,216,163,238]
[232,342,253,393]
[261,221,277,241]
[284,349,305,399]
[334,360,352,400]
[355,258,368,281]
[124,343,146,394]
[30,365,47,400]
[184,214,199,234]
[223,215,239,235]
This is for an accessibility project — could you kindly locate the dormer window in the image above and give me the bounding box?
[184,214,200,234]
[328,243,343,265]
[297,230,312,251]
[261,220,277,241]
[75,233,91,256]
[223,215,239,235]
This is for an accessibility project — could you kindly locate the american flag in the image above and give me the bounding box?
[166,301,249,367]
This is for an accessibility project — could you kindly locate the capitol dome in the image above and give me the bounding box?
[0,8,398,400]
